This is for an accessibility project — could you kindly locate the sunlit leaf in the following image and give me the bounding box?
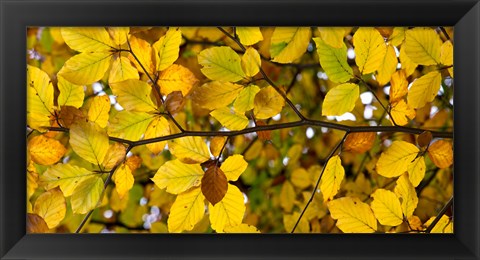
[404,27,442,65]
[220,154,248,182]
[317,27,346,49]
[201,166,228,205]
[428,140,453,168]
[224,223,260,233]
[151,159,204,194]
[376,141,419,178]
[376,45,398,86]
[395,173,418,218]
[198,46,246,82]
[128,35,156,75]
[424,215,453,233]
[320,155,345,201]
[33,187,66,229]
[407,157,426,187]
[343,132,376,154]
[192,81,244,110]
[270,27,311,63]
[209,184,245,232]
[108,56,139,84]
[168,187,205,233]
[27,65,54,130]
[144,116,170,154]
[389,70,408,103]
[71,176,104,214]
[70,121,109,165]
[40,163,97,197]
[241,47,261,77]
[153,27,182,71]
[313,38,353,83]
[353,28,387,74]
[322,83,359,116]
[57,76,84,108]
[370,189,403,226]
[28,135,66,165]
[253,86,285,119]
[233,85,260,113]
[168,136,211,164]
[108,111,155,141]
[388,27,405,47]
[27,213,49,233]
[399,45,418,77]
[87,95,111,128]
[61,27,114,52]
[236,27,263,46]
[58,52,113,85]
[210,136,227,158]
[407,71,442,109]
[390,100,416,126]
[102,142,127,171]
[107,27,130,46]
[158,64,198,96]
[110,79,156,112]
[328,197,377,233]
[210,107,249,131]
[112,163,134,199]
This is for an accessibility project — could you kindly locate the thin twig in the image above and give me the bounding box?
[424,196,453,233]
[291,132,349,233]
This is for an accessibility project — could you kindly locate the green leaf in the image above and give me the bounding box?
[198,46,246,82]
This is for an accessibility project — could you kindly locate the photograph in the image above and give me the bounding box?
[26,26,454,234]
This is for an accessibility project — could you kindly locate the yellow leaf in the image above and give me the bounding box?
[388,27,405,47]
[33,187,66,229]
[344,132,376,154]
[440,40,453,77]
[102,143,127,171]
[318,27,346,48]
[107,27,130,46]
[210,136,227,157]
[389,70,408,103]
[70,121,109,165]
[220,154,248,181]
[399,45,418,77]
[224,223,260,233]
[27,213,49,233]
[253,86,285,119]
[241,47,261,77]
[157,64,198,96]
[108,56,139,84]
[57,76,84,108]
[198,46,246,82]
[168,136,211,164]
[87,95,111,128]
[209,184,245,232]
[291,168,311,190]
[192,81,244,110]
[28,135,66,165]
[110,79,156,112]
[404,27,442,65]
[395,174,419,218]
[407,71,442,109]
[376,141,419,178]
[270,27,311,63]
[320,156,344,201]
[61,27,114,52]
[390,100,416,126]
[236,27,263,46]
[58,52,113,85]
[128,36,156,75]
[153,27,182,71]
[112,163,134,199]
[71,176,104,214]
[313,38,353,83]
[151,159,204,194]
[353,28,387,74]
[322,83,359,116]
[280,181,295,212]
[210,107,249,131]
[27,65,54,130]
[370,189,404,226]
[428,140,453,168]
[233,85,260,113]
[27,161,38,199]
[108,111,155,141]
[328,197,377,233]
[168,187,205,233]
[407,156,426,187]
[283,212,310,233]
[40,163,97,196]
[424,215,453,233]
[376,45,398,86]
[144,116,170,154]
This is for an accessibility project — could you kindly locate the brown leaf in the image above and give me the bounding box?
[201,166,228,206]
[59,106,86,128]
[27,213,49,233]
[165,91,186,114]
[125,155,143,171]
[255,121,272,141]
[343,132,376,153]
[417,131,433,148]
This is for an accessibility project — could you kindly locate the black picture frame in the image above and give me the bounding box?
[1,0,479,259]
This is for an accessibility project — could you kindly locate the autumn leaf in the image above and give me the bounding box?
[128,35,156,75]
[317,27,346,49]
[328,197,377,233]
[291,168,311,190]
[33,187,66,229]
[144,116,171,154]
[153,27,182,71]
[109,56,139,84]
[102,143,127,170]
[69,121,109,165]
[233,85,260,113]
[224,223,260,233]
[428,140,453,168]
[209,184,245,232]
[27,213,49,233]
[110,79,156,112]
[320,155,345,201]
[389,70,408,103]
[376,141,419,178]
[201,166,228,205]
[61,27,115,52]
[313,38,353,83]
[253,86,285,119]
[198,46,246,82]
[407,157,426,187]
[58,52,113,85]
[236,27,263,46]
[28,135,66,165]
[280,181,295,212]
[27,65,54,130]
[107,27,130,46]
[71,176,104,214]
[370,189,403,226]
[192,81,244,110]
[390,100,416,126]
[57,76,85,108]
[168,187,205,233]
[220,154,248,182]
[210,107,249,131]
[87,95,111,128]
[343,132,376,153]
[375,45,398,86]
[40,163,97,196]
[395,174,419,218]
[151,159,204,194]
[407,71,442,109]
[112,163,134,199]
[270,27,311,63]
[404,27,442,65]
[322,83,359,116]
[353,28,387,75]
[108,111,155,141]
[241,47,261,77]
[168,136,211,164]
[158,64,198,96]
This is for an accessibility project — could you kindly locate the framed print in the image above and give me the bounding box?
[1,0,479,259]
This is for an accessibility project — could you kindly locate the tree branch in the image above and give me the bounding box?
[424,196,453,233]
